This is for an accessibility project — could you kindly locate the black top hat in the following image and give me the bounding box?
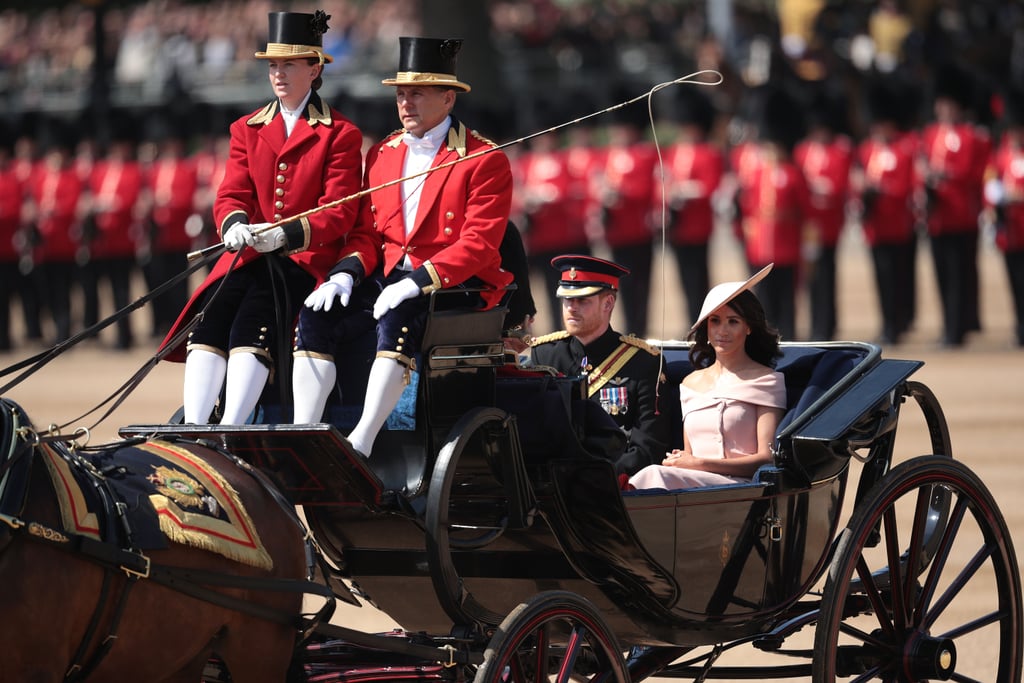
[255,10,333,64]
[758,86,805,151]
[381,37,470,92]
[933,62,974,109]
[675,86,716,134]
[551,254,630,298]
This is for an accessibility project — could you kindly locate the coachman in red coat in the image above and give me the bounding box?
[292,36,513,457]
[161,10,364,425]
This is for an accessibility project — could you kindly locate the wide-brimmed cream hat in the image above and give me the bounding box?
[381,37,471,92]
[690,264,773,332]
[255,11,334,64]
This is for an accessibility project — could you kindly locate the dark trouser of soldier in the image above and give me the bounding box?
[80,257,135,349]
[1004,248,1024,347]
[751,262,796,342]
[808,245,837,341]
[669,242,709,332]
[870,242,913,344]
[930,231,976,347]
[609,242,653,337]
[527,246,591,332]
[18,261,42,341]
[898,236,917,337]
[144,250,189,339]
[965,229,981,333]
[34,262,73,345]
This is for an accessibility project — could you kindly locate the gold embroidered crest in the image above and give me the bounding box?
[148,466,207,510]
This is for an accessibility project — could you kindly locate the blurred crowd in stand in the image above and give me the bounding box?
[2,0,1024,352]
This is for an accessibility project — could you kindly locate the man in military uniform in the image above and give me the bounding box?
[529,255,668,475]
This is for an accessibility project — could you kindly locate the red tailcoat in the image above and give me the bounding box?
[856,132,917,246]
[795,136,853,247]
[987,138,1024,252]
[742,158,809,267]
[28,162,82,264]
[88,158,143,259]
[665,140,724,245]
[599,142,658,248]
[514,147,585,253]
[161,95,364,361]
[920,122,990,235]
[341,119,513,309]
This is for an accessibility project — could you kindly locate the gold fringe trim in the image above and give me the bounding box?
[141,441,273,571]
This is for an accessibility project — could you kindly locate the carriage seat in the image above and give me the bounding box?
[628,344,866,495]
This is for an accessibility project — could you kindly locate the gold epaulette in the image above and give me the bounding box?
[620,334,661,356]
[469,129,499,148]
[530,330,570,346]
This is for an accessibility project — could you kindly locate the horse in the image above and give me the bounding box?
[0,397,320,683]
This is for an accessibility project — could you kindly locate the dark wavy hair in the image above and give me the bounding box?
[688,289,781,369]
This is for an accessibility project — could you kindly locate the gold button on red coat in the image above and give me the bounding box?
[278,162,287,171]
[275,187,284,197]
[275,200,284,209]
[445,211,454,219]
[276,174,285,183]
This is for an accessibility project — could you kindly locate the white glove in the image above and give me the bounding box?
[305,272,354,311]
[373,278,421,319]
[252,224,286,253]
[223,223,256,251]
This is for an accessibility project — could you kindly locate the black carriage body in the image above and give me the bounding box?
[121,312,923,648]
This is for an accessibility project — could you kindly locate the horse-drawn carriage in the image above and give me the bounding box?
[2,297,1020,682]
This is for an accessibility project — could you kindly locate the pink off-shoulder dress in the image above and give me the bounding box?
[628,371,786,490]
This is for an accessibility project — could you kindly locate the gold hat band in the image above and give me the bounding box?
[382,71,471,92]
[255,43,333,64]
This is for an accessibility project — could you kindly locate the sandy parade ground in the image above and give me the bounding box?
[2,224,1022,681]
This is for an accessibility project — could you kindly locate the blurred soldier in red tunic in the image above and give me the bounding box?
[854,76,920,345]
[983,85,1024,347]
[794,86,852,341]
[24,120,83,346]
[142,121,199,339]
[0,135,22,351]
[81,124,144,349]
[740,86,809,342]
[665,86,723,329]
[10,131,43,342]
[514,126,579,331]
[918,62,991,347]
[595,98,658,336]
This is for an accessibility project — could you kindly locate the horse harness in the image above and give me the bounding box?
[0,400,337,681]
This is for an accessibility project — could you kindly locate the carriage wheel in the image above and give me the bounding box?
[473,591,629,683]
[813,455,1022,682]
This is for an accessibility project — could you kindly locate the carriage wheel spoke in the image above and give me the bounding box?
[556,625,586,683]
[902,485,932,620]
[916,494,967,623]
[855,555,897,638]
[881,506,908,630]
[922,544,990,632]
[534,624,551,680]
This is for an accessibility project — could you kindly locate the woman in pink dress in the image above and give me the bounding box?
[629,265,786,490]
